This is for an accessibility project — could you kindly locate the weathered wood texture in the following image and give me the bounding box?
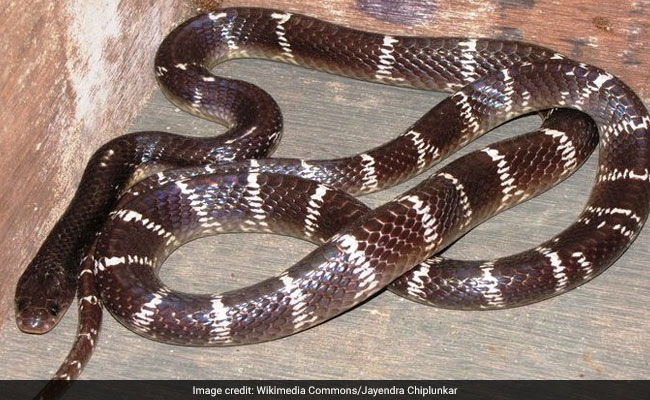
[1,0,649,383]
[0,1,197,328]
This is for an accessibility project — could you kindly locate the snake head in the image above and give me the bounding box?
[15,256,74,334]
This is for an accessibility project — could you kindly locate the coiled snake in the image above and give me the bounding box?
[13,7,650,390]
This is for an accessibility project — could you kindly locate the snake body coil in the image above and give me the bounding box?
[14,7,650,385]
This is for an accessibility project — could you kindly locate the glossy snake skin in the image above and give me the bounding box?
[14,7,649,389]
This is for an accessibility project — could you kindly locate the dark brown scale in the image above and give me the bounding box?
[15,6,650,388]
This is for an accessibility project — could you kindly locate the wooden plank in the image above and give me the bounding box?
[1,58,648,381]
[0,0,198,328]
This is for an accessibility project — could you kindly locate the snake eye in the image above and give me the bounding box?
[48,303,60,316]
[16,298,28,311]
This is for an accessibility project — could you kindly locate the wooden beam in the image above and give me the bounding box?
[0,0,195,328]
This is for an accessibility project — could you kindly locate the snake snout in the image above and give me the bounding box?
[15,300,59,334]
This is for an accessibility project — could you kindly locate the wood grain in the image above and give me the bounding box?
[0,0,196,328]
[1,0,649,383]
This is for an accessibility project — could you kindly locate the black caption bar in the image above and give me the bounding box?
[2,380,648,400]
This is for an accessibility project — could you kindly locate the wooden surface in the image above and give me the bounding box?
[0,0,196,328]
[1,0,649,383]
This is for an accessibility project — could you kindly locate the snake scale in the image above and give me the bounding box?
[13,7,650,389]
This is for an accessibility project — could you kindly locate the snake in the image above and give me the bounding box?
[13,7,649,388]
